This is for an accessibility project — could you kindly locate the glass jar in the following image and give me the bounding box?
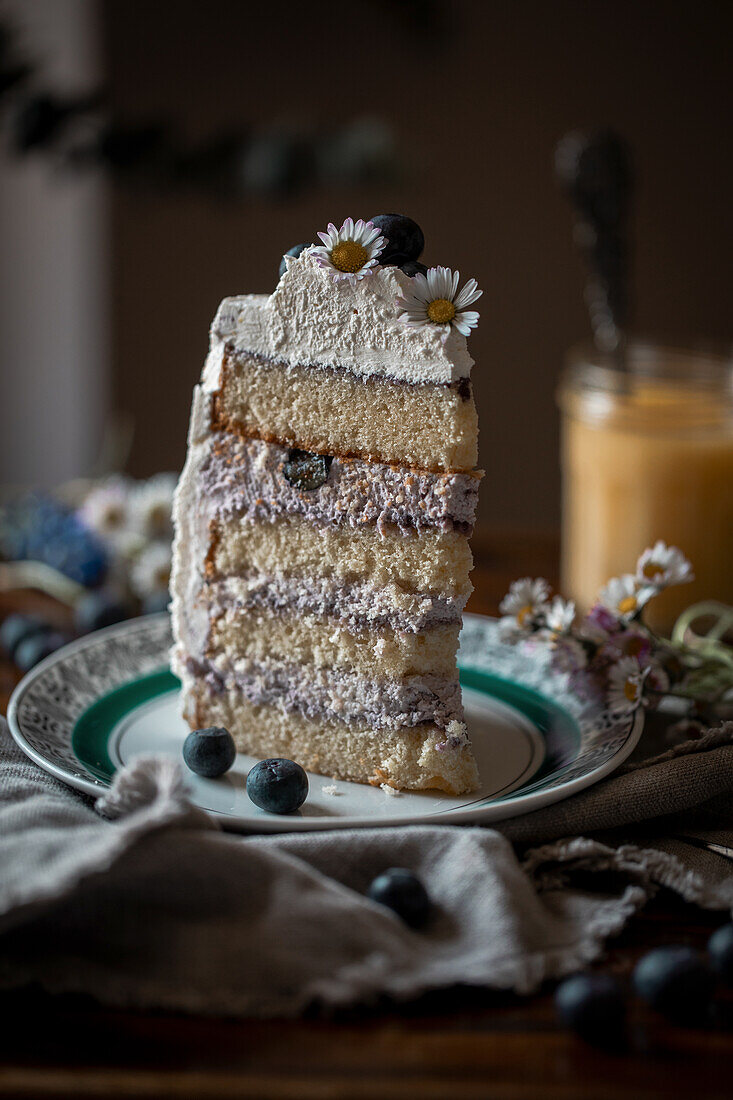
[558,342,733,633]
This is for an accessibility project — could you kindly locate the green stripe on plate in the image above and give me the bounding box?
[72,666,580,791]
[72,668,179,782]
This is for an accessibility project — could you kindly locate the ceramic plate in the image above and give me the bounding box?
[7,613,643,832]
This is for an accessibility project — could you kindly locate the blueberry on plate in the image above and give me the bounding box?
[75,590,130,635]
[367,867,431,928]
[554,973,626,1046]
[708,923,733,985]
[0,613,48,660]
[369,214,424,266]
[183,726,236,779]
[633,945,714,1021]
[14,630,70,672]
[278,242,311,280]
[246,757,308,814]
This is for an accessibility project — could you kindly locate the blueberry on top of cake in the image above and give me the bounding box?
[170,215,483,793]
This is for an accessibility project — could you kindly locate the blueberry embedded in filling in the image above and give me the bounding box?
[282,449,333,491]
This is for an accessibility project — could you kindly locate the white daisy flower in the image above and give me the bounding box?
[636,541,694,590]
[130,473,177,539]
[312,217,385,281]
[130,541,172,599]
[607,656,647,715]
[397,266,482,337]
[598,574,655,622]
[544,596,576,636]
[79,478,130,539]
[498,577,550,640]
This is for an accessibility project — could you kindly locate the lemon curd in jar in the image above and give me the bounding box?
[558,345,733,633]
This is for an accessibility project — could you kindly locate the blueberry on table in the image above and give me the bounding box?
[708,923,733,985]
[279,243,311,280]
[633,946,714,1021]
[369,214,424,266]
[183,727,236,779]
[367,868,431,928]
[75,590,130,635]
[554,973,626,1045]
[14,630,69,672]
[0,613,48,660]
[246,758,308,814]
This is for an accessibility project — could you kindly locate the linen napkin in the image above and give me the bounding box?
[1,716,732,1018]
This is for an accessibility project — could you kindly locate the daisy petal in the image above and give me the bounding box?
[454,280,483,309]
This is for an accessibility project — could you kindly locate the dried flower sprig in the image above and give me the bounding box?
[498,543,733,724]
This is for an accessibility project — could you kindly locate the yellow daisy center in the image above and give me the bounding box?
[104,506,124,529]
[330,240,368,273]
[517,604,533,627]
[617,595,637,616]
[624,679,638,702]
[148,503,169,534]
[427,298,456,324]
[642,561,664,580]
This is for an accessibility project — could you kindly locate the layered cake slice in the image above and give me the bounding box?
[171,215,483,793]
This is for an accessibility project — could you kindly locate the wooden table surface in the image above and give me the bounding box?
[1,531,731,1100]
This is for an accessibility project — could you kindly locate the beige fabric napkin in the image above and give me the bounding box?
[1,718,732,1017]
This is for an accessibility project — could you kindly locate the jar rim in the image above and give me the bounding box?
[563,339,733,394]
[558,339,733,428]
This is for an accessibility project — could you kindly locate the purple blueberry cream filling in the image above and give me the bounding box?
[199,434,480,535]
[188,655,463,731]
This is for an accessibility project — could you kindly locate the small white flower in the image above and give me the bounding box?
[607,656,647,715]
[544,596,576,636]
[397,266,482,337]
[498,577,550,640]
[79,479,130,539]
[598,574,655,622]
[636,541,694,589]
[130,473,177,539]
[312,217,385,281]
[130,541,172,599]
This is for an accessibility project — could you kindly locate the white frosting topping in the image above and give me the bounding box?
[207,250,474,386]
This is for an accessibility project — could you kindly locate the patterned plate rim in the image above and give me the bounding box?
[7,613,644,830]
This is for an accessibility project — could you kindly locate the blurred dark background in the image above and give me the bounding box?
[2,0,732,532]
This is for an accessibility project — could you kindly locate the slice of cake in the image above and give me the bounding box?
[171,215,483,793]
